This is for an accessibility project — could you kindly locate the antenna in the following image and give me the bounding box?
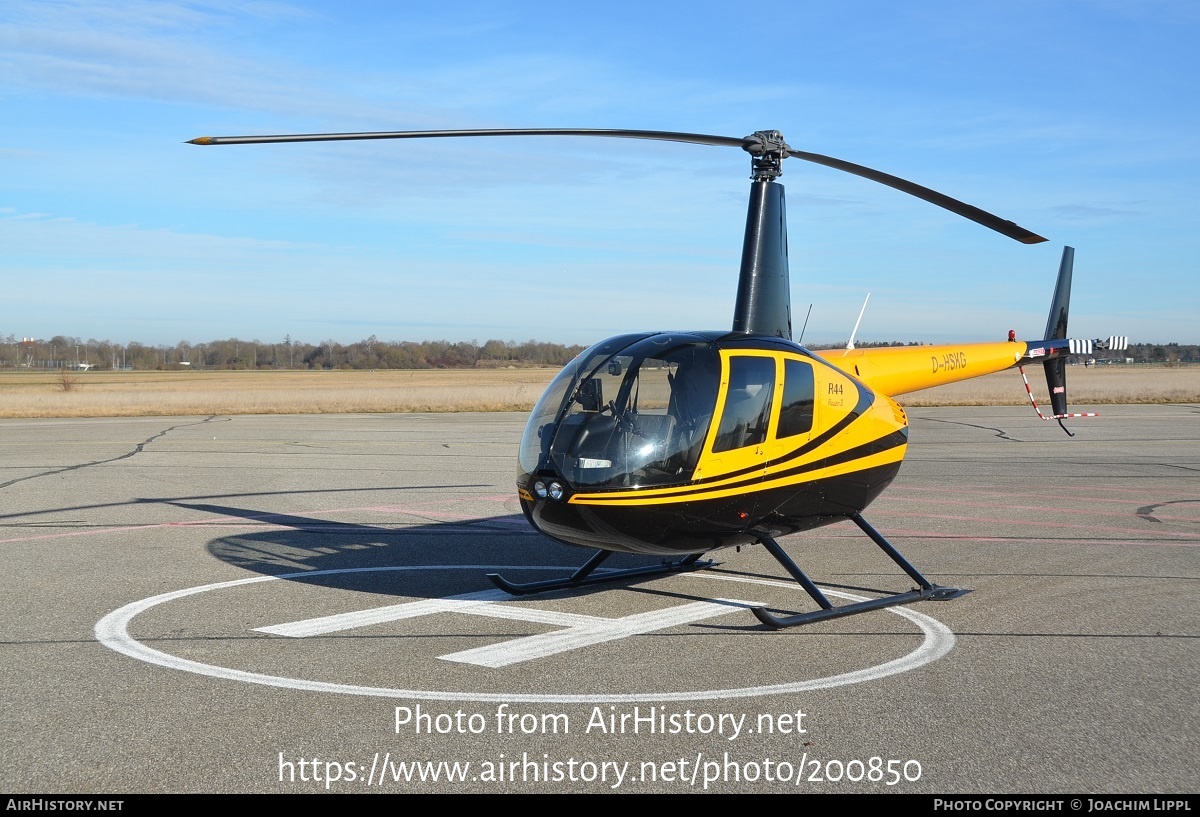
[797,304,813,345]
[846,293,871,350]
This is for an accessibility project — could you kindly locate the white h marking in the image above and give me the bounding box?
[257,591,758,668]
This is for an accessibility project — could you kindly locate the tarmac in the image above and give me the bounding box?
[1,405,1196,793]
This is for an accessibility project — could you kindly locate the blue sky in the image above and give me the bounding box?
[3,0,1196,347]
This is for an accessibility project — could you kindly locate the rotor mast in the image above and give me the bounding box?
[732,131,794,340]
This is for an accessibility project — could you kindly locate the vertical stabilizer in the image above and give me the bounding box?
[1042,247,1074,416]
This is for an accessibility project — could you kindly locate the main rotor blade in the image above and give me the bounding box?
[787,148,1047,244]
[188,127,749,149]
[187,126,1046,244]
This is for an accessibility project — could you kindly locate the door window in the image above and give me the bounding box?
[778,358,815,438]
[713,356,776,453]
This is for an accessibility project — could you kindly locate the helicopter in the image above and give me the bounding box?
[188,128,1127,628]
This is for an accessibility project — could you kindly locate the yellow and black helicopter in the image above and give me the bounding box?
[189,128,1127,627]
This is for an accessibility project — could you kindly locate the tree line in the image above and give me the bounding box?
[0,335,586,371]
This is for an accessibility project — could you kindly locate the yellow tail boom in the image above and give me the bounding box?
[815,341,1029,398]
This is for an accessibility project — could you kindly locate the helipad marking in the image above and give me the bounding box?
[257,588,518,637]
[438,599,758,668]
[95,564,957,703]
[259,590,760,668]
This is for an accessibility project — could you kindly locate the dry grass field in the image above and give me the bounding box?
[899,364,1200,406]
[0,368,558,418]
[1,364,1197,418]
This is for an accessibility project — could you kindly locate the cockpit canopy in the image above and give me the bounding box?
[519,333,722,490]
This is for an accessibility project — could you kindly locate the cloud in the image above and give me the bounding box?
[0,1,799,129]
[0,1,399,121]
[1050,203,1138,220]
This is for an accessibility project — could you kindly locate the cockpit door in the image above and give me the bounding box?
[693,353,821,481]
[773,357,816,451]
[695,353,778,480]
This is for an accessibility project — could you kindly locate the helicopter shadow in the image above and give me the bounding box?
[186,497,711,603]
[181,495,922,630]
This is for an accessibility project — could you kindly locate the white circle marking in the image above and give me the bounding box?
[95,564,956,703]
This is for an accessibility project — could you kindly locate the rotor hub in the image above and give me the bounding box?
[743,130,791,182]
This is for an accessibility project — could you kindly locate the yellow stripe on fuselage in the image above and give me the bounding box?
[816,341,1029,397]
[568,439,907,506]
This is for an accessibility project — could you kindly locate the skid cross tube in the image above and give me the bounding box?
[487,551,711,596]
[751,515,968,629]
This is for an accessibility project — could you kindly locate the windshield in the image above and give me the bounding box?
[518,333,652,480]
[520,333,720,490]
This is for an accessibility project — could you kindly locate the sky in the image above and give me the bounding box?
[2,0,1197,348]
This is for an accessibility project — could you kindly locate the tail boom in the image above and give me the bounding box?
[814,247,1127,430]
[816,341,1031,398]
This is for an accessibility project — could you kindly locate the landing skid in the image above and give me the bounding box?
[486,550,713,596]
[751,513,969,629]
[487,514,965,626]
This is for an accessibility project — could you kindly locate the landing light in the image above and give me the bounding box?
[548,482,564,501]
[533,481,548,499]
